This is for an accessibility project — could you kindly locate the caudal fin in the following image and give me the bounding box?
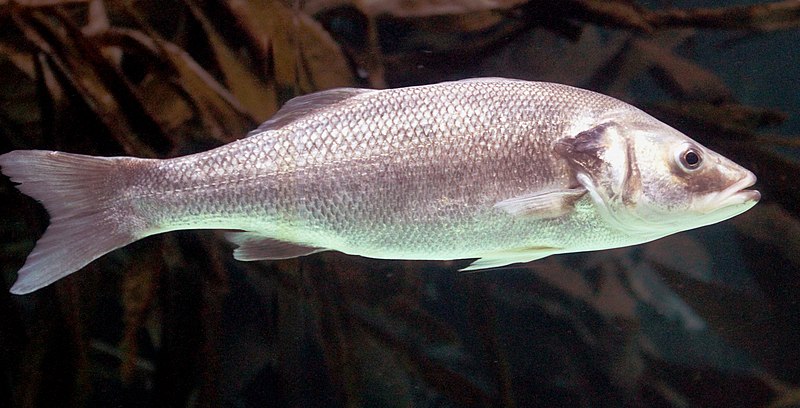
[1,150,143,294]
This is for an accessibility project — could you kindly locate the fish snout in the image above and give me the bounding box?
[699,169,759,213]
[736,170,760,203]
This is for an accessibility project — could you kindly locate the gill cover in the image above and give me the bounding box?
[555,121,645,233]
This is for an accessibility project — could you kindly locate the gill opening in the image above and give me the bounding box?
[606,133,656,236]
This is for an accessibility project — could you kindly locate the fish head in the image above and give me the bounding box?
[556,111,760,238]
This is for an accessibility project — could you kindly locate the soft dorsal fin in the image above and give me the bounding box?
[449,77,526,85]
[247,87,377,136]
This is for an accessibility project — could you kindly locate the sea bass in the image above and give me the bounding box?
[1,78,759,294]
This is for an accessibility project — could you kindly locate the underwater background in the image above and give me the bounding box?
[0,0,799,407]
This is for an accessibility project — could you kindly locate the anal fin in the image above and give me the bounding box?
[224,231,324,261]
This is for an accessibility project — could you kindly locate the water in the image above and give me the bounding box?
[1,1,798,407]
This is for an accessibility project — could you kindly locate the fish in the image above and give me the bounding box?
[0,78,759,294]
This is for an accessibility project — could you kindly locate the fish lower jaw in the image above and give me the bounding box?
[723,189,760,207]
[698,171,759,213]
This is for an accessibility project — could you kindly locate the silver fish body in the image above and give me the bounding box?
[0,78,759,294]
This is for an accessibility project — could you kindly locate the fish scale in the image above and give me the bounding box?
[0,78,759,294]
[134,80,624,254]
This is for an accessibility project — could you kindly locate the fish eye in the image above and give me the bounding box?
[678,147,703,171]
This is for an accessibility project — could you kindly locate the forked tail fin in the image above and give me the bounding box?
[0,150,145,294]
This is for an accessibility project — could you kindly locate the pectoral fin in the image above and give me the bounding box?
[493,188,586,218]
[460,246,561,272]
[224,231,324,261]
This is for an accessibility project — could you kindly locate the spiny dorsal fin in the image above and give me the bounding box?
[247,87,377,136]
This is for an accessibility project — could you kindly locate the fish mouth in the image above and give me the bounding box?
[702,170,760,212]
